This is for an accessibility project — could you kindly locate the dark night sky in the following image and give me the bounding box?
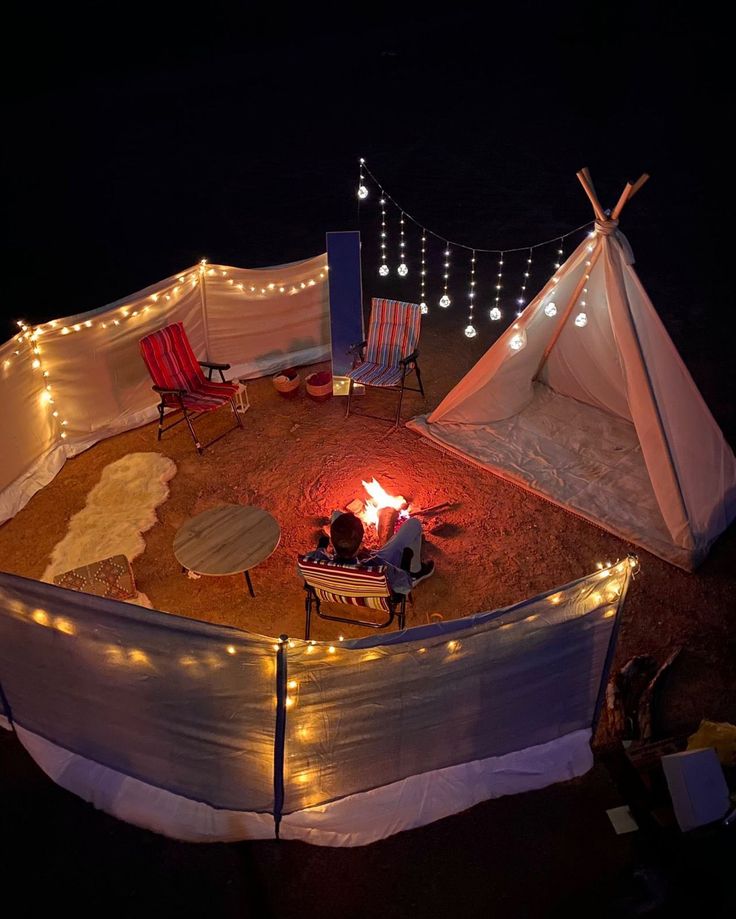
[4,2,729,359]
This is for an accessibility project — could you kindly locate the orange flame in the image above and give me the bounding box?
[357,478,408,529]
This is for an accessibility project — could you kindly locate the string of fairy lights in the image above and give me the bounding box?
[5,260,328,446]
[357,158,595,338]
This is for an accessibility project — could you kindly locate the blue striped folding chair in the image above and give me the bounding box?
[297,555,409,639]
[345,298,425,428]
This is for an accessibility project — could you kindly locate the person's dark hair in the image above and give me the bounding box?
[330,512,364,558]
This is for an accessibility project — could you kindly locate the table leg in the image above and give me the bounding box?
[244,570,255,598]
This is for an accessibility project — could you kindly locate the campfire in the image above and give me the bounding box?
[347,478,411,545]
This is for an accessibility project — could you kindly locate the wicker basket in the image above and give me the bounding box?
[273,368,300,397]
[305,371,333,402]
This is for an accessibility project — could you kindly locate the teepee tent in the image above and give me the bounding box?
[408,170,736,570]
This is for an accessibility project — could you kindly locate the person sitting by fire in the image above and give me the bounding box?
[307,510,434,594]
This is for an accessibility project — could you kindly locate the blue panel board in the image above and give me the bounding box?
[326,231,364,395]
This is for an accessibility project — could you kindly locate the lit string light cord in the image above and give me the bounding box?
[357,158,593,254]
[465,250,477,338]
[10,264,329,438]
[357,158,594,328]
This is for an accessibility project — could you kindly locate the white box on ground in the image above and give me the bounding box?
[661,747,730,831]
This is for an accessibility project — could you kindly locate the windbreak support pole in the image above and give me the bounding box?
[273,634,289,840]
[198,261,211,361]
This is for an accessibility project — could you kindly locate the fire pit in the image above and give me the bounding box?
[347,478,411,545]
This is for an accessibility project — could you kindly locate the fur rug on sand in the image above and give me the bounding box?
[43,452,177,607]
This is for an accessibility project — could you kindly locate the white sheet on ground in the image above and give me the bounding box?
[409,383,690,568]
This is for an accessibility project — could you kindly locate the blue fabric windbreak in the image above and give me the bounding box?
[0,562,632,824]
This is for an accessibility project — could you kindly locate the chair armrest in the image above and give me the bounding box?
[152,385,187,396]
[199,360,231,382]
[399,349,419,367]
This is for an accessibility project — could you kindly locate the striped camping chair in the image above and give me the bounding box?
[345,298,424,427]
[139,322,243,454]
[297,555,408,639]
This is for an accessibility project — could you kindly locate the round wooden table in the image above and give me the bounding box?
[173,505,280,598]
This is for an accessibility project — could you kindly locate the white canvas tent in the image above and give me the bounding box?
[409,171,736,570]
[0,255,329,524]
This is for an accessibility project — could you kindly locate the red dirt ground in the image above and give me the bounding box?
[1,314,734,744]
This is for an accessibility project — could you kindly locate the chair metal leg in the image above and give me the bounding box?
[414,360,425,398]
[244,570,255,598]
[157,403,165,441]
[230,396,245,428]
[345,378,354,419]
[182,408,203,454]
[305,592,312,640]
[395,378,406,427]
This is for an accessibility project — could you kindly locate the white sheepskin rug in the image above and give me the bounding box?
[43,452,177,607]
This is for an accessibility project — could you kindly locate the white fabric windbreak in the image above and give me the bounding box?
[0,562,632,846]
[0,255,329,525]
[409,229,736,570]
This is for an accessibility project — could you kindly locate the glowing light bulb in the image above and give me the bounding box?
[544,302,557,317]
[575,312,588,327]
[357,185,369,199]
[32,359,41,369]
[509,333,525,351]
[420,302,428,314]
[439,294,451,308]
[489,307,502,321]
[464,324,477,339]
[397,263,408,277]
[379,264,389,277]
[328,646,336,654]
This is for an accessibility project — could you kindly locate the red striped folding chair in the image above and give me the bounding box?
[297,555,408,639]
[345,298,425,428]
[139,322,243,454]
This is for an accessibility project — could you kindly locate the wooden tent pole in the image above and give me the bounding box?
[611,182,633,221]
[612,172,650,221]
[533,240,603,379]
[576,169,606,222]
[628,172,650,201]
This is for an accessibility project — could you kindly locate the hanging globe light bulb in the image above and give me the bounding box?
[357,185,369,200]
[464,324,477,339]
[420,302,428,315]
[379,264,389,277]
[544,302,557,317]
[398,263,408,277]
[439,295,451,308]
[509,333,525,351]
[575,312,588,327]
[489,307,502,321]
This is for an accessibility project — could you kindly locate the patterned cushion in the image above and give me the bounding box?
[53,554,136,601]
[346,361,404,387]
[364,298,421,367]
[297,555,393,612]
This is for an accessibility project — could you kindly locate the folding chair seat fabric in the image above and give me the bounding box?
[345,298,424,426]
[139,322,242,453]
[297,554,407,638]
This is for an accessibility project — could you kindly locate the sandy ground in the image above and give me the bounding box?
[1,313,735,743]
